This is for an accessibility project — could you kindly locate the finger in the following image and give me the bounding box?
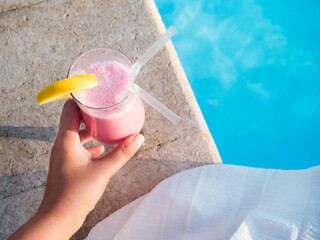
[97,134,145,178]
[79,129,93,145]
[58,100,81,138]
[86,145,105,158]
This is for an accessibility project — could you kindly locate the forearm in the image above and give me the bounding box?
[8,210,85,240]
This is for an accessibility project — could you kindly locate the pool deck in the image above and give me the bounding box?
[0,0,221,239]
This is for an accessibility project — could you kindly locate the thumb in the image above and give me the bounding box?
[57,99,81,140]
[98,134,145,178]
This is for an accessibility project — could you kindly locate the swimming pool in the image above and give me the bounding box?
[155,0,320,169]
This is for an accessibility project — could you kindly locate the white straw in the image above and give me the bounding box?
[125,26,177,88]
[134,84,180,124]
[115,26,179,123]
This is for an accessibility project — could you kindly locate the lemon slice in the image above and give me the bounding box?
[37,74,98,105]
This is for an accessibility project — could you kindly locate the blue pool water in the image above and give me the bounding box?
[155,0,320,169]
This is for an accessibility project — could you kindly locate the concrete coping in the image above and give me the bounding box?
[0,0,221,239]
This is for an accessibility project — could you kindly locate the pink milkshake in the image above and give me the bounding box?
[69,48,145,145]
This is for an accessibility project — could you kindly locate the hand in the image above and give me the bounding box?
[40,99,145,220]
[9,100,145,240]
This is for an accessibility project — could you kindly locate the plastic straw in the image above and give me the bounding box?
[118,26,177,99]
[127,27,177,86]
[115,26,179,124]
[132,84,180,125]
[135,26,177,71]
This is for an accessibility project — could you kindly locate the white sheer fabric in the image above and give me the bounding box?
[86,164,320,240]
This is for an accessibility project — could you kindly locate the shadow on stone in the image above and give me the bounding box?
[0,126,58,142]
[0,171,47,239]
[0,170,48,201]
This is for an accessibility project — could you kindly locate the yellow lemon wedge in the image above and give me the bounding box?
[37,74,98,105]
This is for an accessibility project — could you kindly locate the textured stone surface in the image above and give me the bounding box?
[0,0,221,239]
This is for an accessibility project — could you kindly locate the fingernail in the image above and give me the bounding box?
[63,99,77,110]
[132,134,145,149]
[66,99,76,105]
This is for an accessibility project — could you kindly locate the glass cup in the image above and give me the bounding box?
[68,48,145,145]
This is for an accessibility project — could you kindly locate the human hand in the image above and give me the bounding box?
[9,100,144,240]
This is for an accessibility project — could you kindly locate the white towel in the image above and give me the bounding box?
[86,164,320,240]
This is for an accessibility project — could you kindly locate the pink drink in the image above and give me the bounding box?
[77,62,128,108]
[69,48,145,145]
